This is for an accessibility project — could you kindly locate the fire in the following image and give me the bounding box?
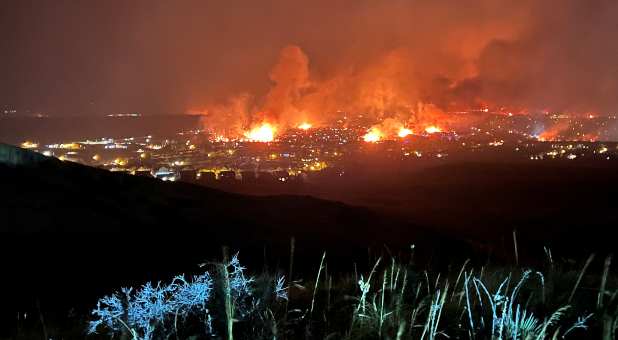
[398,128,412,138]
[244,123,276,142]
[424,126,442,134]
[363,128,383,142]
[298,122,312,130]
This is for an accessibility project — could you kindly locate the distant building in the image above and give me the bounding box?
[289,172,306,184]
[134,169,153,177]
[154,167,177,181]
[218,170,237,184]
[198,171,216,184]
[257,171,276,184]
[273,170,290,182]
[179,169,197,183]
[240,170,257,183]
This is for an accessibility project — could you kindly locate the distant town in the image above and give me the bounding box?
[13,110,618,187]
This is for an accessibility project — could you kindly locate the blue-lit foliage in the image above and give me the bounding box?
[229,254,254,299]
[126,282,176,339]
[169,273,213,317]
[88,291,125,335]
[88,255,286,339]
[227,254,255,318]
[275,275,288,300]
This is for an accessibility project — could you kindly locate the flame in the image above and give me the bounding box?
[298,122,312,130]
[398,128,413,138]
[537,120,569,142]
[363,128,383,142]
[244,123,276,142]
[424,126,442,134]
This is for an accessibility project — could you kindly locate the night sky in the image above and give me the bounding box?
[2,0,618,116]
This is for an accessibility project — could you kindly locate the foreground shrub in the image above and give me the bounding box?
[87,250,617,340]
[88,254,286,340]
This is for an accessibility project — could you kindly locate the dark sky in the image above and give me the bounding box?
[2,0,618,117]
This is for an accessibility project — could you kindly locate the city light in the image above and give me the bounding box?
[21,141,39,149]
[13,109,618,184]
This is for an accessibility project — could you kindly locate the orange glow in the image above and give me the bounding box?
[363,128,383,142]
[398,128,413,138]
[537,120,569,142]
[424,126,442,134]
[298,122,312,130]
[244,123,276,142]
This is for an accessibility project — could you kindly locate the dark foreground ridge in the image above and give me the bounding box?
[0,142,440,279]
[0,144,449,328]
[1,144,617,339]
[1,143,405,241]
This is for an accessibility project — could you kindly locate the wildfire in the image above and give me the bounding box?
[363,128,383,143]
[398,128,413,138]
[298,122,312,130]
[244,123,276,142]
[424,126,442,134]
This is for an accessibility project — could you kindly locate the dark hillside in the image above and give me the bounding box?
[0,149,447,327]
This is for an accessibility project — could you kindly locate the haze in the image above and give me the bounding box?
[2,0,618,117]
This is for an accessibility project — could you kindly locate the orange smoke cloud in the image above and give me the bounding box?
[262,45,311,126]
[12,1,617,118]
[197,46,313,138]
[191,94,254,138]
[538,121,569,142]
[198,45,469,139]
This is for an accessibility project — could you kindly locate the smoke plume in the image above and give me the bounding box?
[4,0,618,122]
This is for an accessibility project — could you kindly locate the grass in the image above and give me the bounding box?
[4,246,618,340]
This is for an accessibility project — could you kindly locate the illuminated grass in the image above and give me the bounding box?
[83,251,617,340]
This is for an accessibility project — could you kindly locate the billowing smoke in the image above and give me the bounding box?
[199,46,479,135]
[193,0,618,136]
[448,1,618,114]
[5,0,618,121]
[197,45,314,136]
[262,45,311,126]
[190,94,254,138]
